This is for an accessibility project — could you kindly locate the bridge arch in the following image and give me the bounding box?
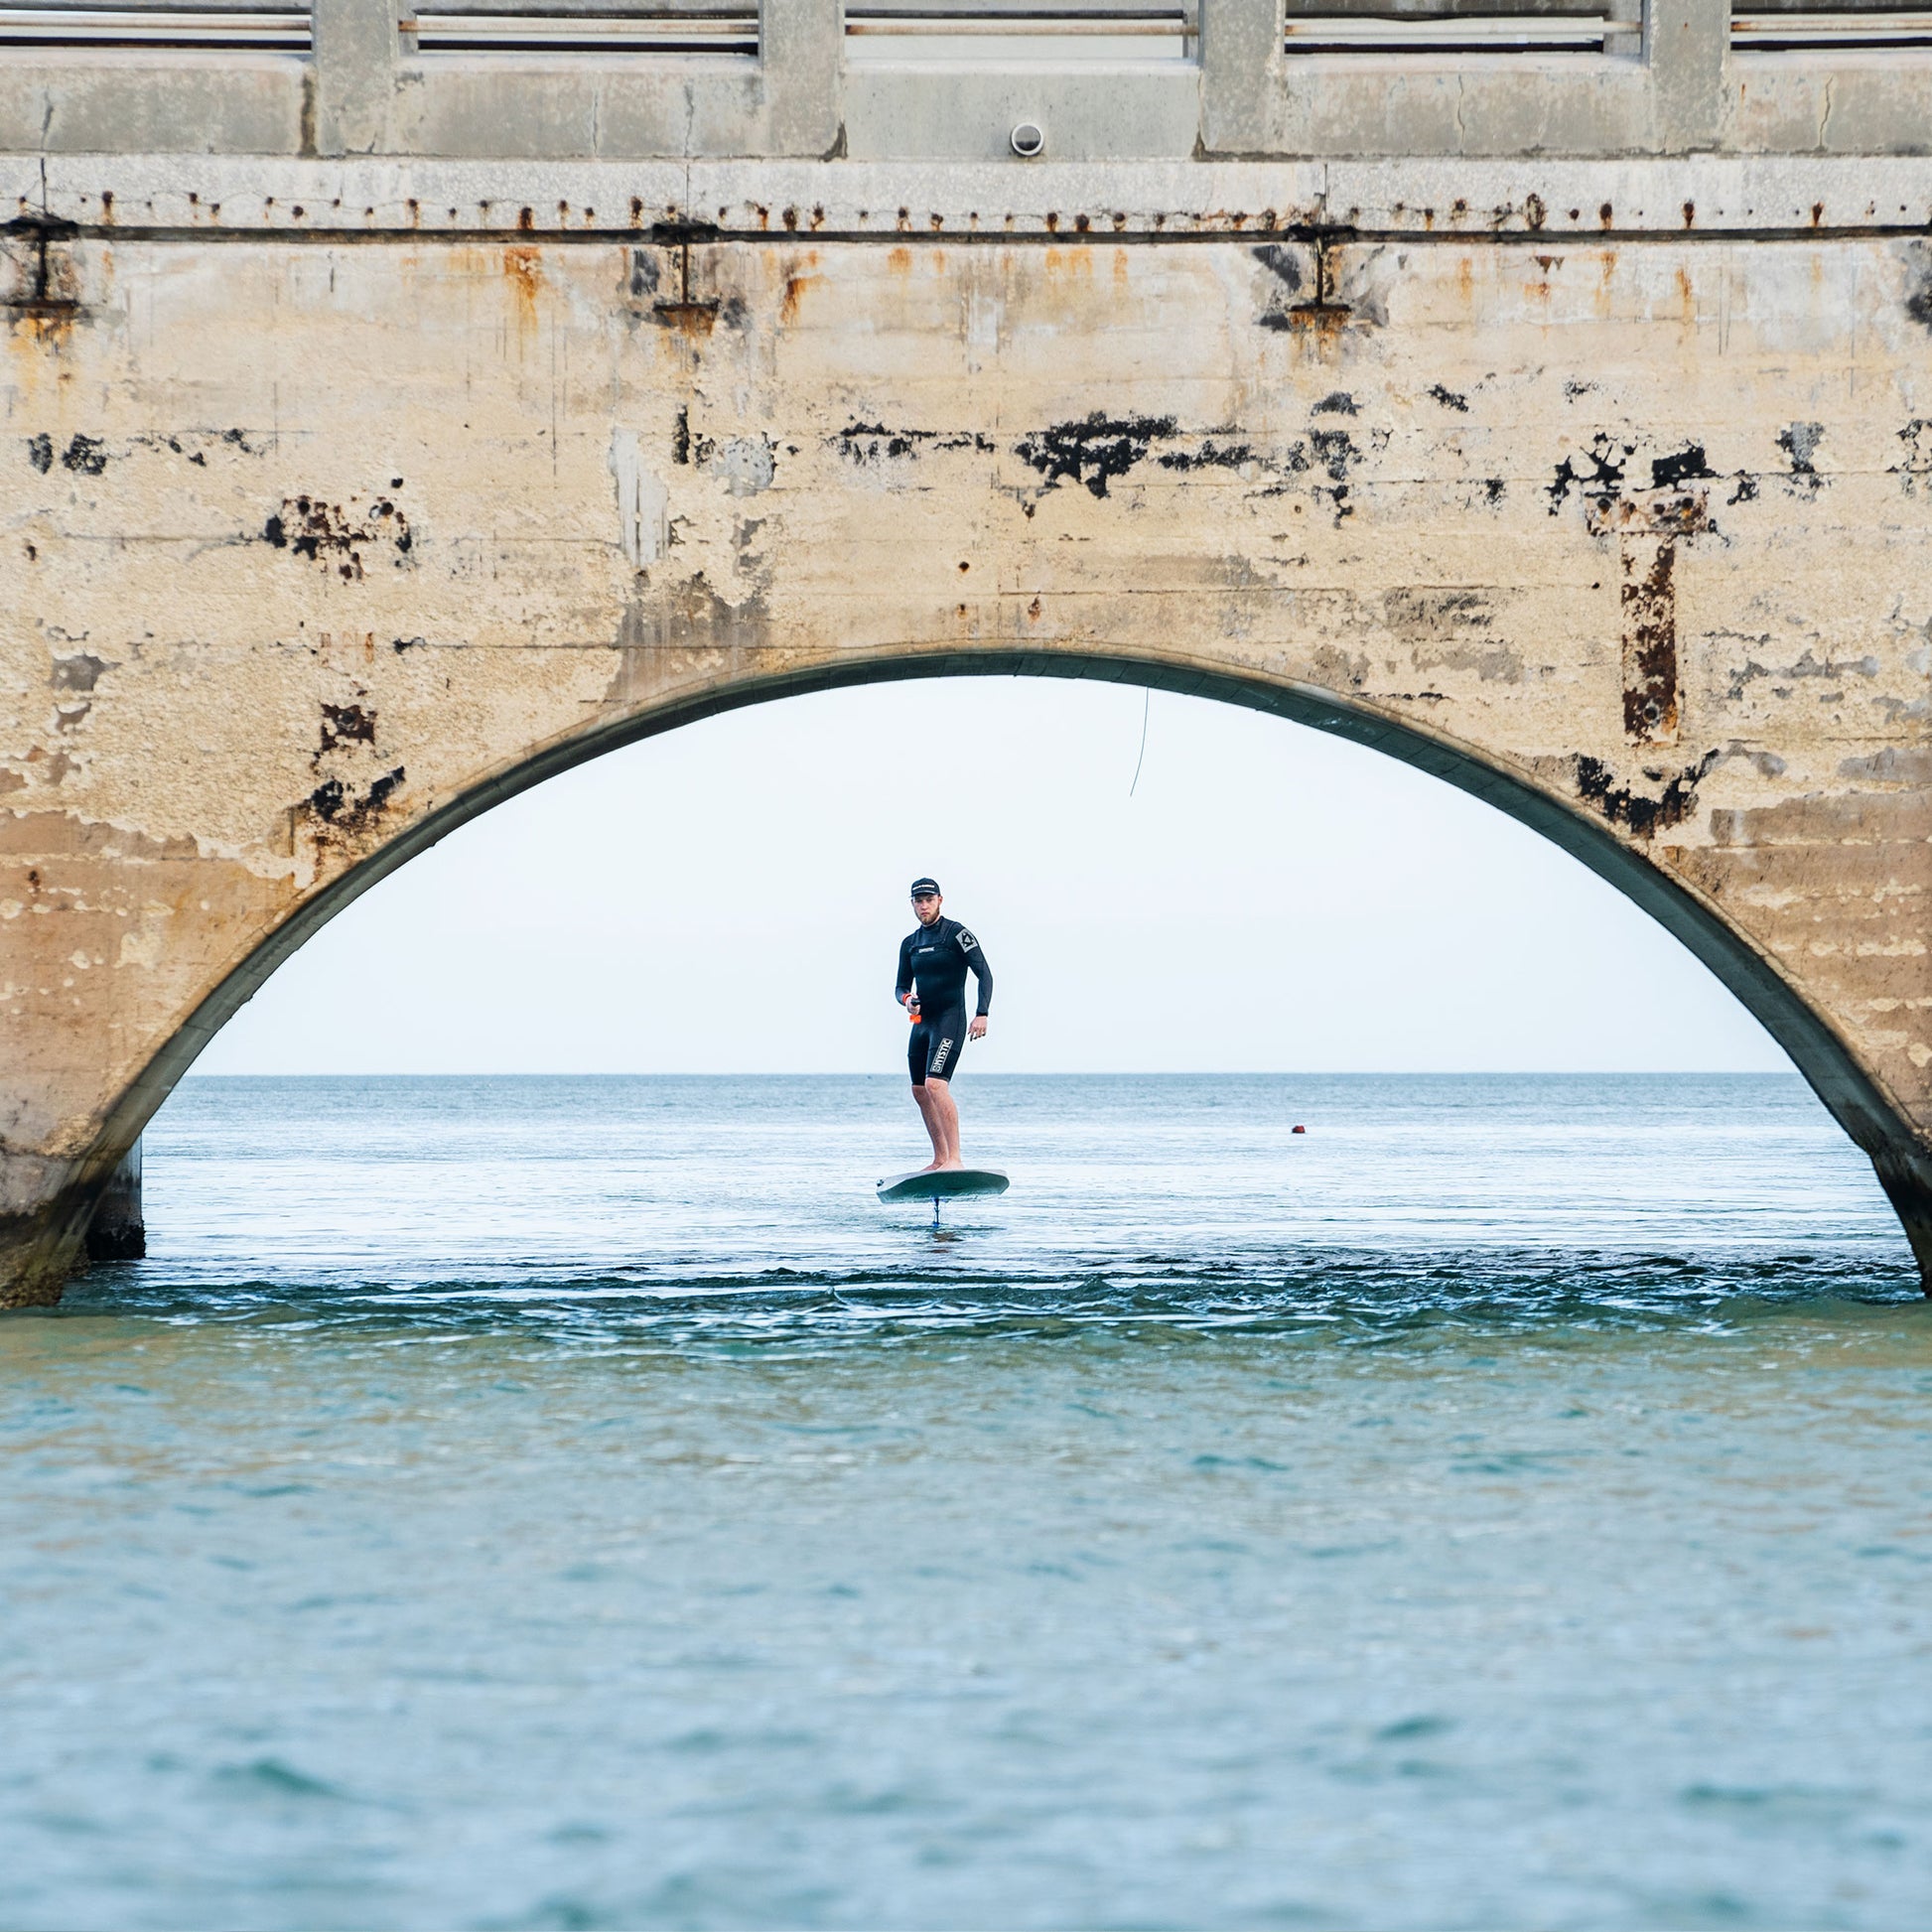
[8,216,1932,1301]
[44,638,1928,1300]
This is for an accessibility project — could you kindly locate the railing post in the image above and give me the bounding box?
[761,0,844,158]
[313,0,399,157]
[1199,0,1284,156]
[1648,0,1726,151]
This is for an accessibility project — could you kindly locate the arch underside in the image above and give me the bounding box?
[95,642,1929,1287]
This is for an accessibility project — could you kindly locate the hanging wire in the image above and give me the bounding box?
[1129,686,1151,797]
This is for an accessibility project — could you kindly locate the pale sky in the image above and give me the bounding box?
[196,676,1790,1077]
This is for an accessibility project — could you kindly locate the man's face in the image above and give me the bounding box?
[912,892,942,926]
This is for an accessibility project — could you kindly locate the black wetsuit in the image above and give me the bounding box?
[897,915,993,1086]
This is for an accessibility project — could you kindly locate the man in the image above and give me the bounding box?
[896,878,993,1173]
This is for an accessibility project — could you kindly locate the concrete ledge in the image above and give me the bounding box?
[11,153,1932,236]
[1729,55,1932,158]
[844,64,1200,162]
[380,0,839,158]
[0,54,307,157]
[1271,56,1655,158]
[8,40,1932,161]
[390,58,768,158]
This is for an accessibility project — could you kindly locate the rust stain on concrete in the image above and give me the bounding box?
[501,244,543,332]
[1621,539,1680,744]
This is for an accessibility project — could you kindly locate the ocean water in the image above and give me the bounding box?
[3,1071,1930,1931]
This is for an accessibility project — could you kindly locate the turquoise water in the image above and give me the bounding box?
[3,1073,1930,1930]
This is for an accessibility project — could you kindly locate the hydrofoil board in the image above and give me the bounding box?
[877,1167,1010,1204]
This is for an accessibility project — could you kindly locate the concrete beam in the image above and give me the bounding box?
[1650,0,1727,153]
[12,154,1932,238]
[1271,58,1657,159]
[388,0,840,157]
[2,20,1932,161]
[1200,0,1284,157]
[0,55,305,157]
[1728,57,1932,158]
[844,66,1200,162]
[314,0,399,157]
[762,0,843,158]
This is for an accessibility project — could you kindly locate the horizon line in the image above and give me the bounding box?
[179,1066,1800,1080]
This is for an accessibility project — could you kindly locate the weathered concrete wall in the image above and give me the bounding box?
[4,155,1932,1300]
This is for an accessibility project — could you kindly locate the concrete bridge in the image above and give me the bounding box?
[7,0,1932,1301]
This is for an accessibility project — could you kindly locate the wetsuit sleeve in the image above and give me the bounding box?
[959,928,994,1016]
[896,932,914,1003]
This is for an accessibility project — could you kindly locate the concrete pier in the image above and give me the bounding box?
[83,1142,144,1264]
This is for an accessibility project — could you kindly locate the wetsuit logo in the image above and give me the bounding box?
[932,1037,953,1072]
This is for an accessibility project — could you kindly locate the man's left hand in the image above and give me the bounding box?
[969,1016,988,1040]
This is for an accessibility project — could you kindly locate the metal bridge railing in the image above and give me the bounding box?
[842,0,1639,59]
[0,0,308,46]
[5,0,1932,77]
[1281,0,1638,56]
[845,6,1196,63]
[400,1,756,55]
[0,0,759,52]
[1731,0,1932,47]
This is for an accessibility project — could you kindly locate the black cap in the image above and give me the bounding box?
[909,877,941,897]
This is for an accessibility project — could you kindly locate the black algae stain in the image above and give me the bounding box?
[1252,244,1303,291]
[1311,429,1358,481]
[1428,385,1469,413]
[839,421,919,463]
[263,494,412,578]
[1253,243,1308,332]
[1908,273,1932,331]
[1650,444,1716,490]
[309,765,404,832]
[1013,414,1176,499]
[1312,392,1358,417]
[60,434,107,477]
[318,703,376,758]
[834,423,996,466]
[27,433,52,473]
[307,777,347,821]
[1777,423,1824,476]
[1156,440,1256,472]
[1310,429,1360,522]
[1575,750,1718,839]
[1547,435,1629,513]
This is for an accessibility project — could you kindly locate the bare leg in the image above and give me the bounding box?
[925,1078,963,1169]
[911,1082,948,1169]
